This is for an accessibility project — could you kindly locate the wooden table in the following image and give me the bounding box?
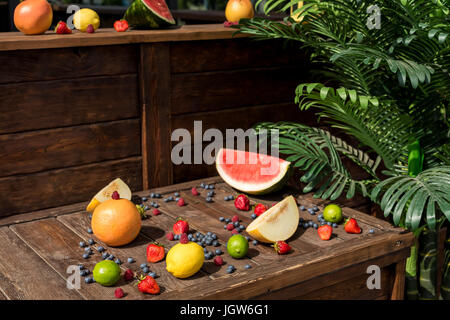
[0,177,414,300]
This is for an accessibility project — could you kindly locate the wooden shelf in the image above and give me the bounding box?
[0,24,248,51]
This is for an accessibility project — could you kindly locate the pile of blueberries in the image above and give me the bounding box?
[163,192,181,203]
[199,182,216,203]
[139,263,158,278]
[78,264,95,284]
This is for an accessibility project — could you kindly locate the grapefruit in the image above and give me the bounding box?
[14,0,53,35]
[225,0,254,23]
[86,178,132,212]
[246,196,299,243]
[215,148,291,195]
[91,198,141,247]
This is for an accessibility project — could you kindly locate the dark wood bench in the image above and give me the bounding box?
[0,177,414,300]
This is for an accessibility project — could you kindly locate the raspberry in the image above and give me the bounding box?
[254,204,268,216]
[166,231,174,241]
[179,233,188,244]
[214,256,224,266]
[234,194,250,211]
[191,187,199,196]
[152,208,161,216]
[111,191,120,200]
[231,215,239,223]
[86,24,95,33]
[124,269,134,281]
[226,223,234,231]
[177,198,185,207]
[114,288,124,298]
[231,229,239,235]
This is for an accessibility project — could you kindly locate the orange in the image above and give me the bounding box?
[91,198,141,247]
[14,0,53,35]
[225,0,254,23]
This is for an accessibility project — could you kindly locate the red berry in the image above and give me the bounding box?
[166,231,174,241]
[111,191,120,200]
[173,218,189,235]
[152,208,161,216]
[273,241,291,254]
[86,24,95,33]
[177,198,186,207]
[318,225,333,240]
[254,204,267,216]
[179,233,188,244]
[231,215,239,223]
[344,218,362,234]
[226,223,234,231]
[146,242,165,263]
[191,187,199,196]
[214,256,223,266]
[114,288,124,298]
[124,269,134,281]
[231,229,239,235]
[234,194,250,211]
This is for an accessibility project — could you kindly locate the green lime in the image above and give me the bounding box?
[93,260,121,286]
[323,204,343,223]
[227,234,249,259]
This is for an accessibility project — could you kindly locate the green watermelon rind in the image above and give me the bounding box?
[124,0,175,29]
[215,149,292,195]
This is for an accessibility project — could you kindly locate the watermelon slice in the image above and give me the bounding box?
[215,148,291,195]
[124,0,175,29]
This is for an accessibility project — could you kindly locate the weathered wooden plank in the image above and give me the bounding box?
[390,259,406,300]
[140,43,173,189]
[0,119,141,177]
[0,226,84,300]
[0,25,247,52]
[0,157,142,217]
[170,39,306,74]
[0,45,138,84]
[170,67,304,115]
[254,248,410,299]
[58,212,211,293]
[0,74,139,134]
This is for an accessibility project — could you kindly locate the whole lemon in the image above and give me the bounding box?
[73,8,100,32]
[166,242,204,278]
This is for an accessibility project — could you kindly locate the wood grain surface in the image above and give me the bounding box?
[0,25,247,51]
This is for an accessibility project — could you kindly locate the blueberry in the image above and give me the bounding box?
[219,217,225,222]
[174,192,180,197]
[244,264,252,269]
[102,252,109,259]
[224,196,230,201]
[332,223,338,228]
[188,234,193,240]
[87,228,93,234]
[155,193,162,198]
[209,185,215,189]
[142,267,150,273]
[84,277,92,283]
[251,213,257,219]
[149,272,157,278]
[206,191,214,197]
[79,241,86,248]
[228,195,234,200]
[225,218,231,223]
[300,206,306,211]
[215,249,223,255]
[369,229,375,234]
[239,225,245,230]
[115,259,122,265]
[203,247,208,253]
[226,268,234,274]
[127,257,134,263]
[82,253,89,259]
[211,234,217,240]
[142,197,147,202]
[303,223,309,228]
[196,232,201,237]
[313,223,318,229]
[299,218,304,223]
[84,246,91,252]
[150,193,155,198]
[144,205,149,211]
[200,183,205,188]
[205,239,212,246]
[253,240,258,245]
[97,246,105,253]
[233,221,240,227]
[212,240,219,247]
[245,236,250,241]
[152,203,159,208]
[313,206,319,212]
[88,238,95,245]
[223,225,227,229]
[88,214,92,220]
[140,263,147,269]
[308,221,314,226]
[227,265,235,270]
[174,234,180,240]
[206,197,213,203]
[78,264,85,270]
[163,198,170,203]
[197,241,203,246]
[327,222,332,226]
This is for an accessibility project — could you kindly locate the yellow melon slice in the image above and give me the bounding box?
[86,178,132,212]
[246,195,299,243]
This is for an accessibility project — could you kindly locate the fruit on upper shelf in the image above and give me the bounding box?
[124,0,175,29]
[14,0,53,35]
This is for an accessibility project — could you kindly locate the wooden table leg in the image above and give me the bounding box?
[391,259,407,300]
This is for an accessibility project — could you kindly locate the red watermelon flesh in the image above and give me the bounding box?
[216,148,291,195]
[124,0,175,29]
